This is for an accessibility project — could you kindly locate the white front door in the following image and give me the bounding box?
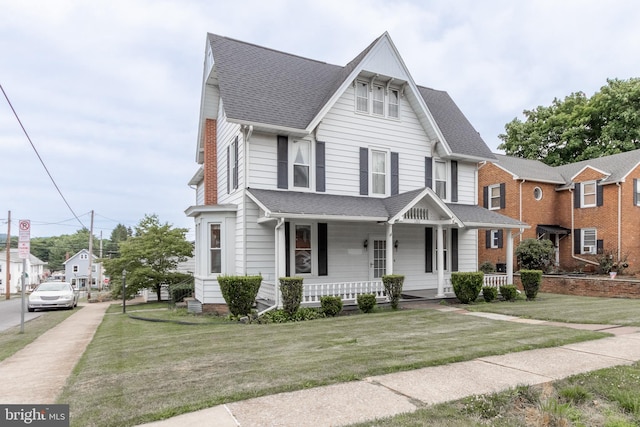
[369,236,387,281]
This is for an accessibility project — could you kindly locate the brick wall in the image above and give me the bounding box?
[203,118,218,205]
[513,274,640,299]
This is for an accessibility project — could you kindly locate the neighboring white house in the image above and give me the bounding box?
[186,32,527,313]
[0,249,46,295]
[63,249,103,289]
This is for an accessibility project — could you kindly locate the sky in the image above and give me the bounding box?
[1,0,639,239]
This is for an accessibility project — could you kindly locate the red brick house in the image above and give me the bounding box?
[478,150,640,274]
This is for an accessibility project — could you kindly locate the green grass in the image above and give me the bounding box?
[0,307,79,361]
[58,306,607,427]
[465,293,640,325]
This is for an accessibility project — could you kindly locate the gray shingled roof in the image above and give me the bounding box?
[494,149,640,187]
[208,33,493,159]
[247,188,526,228]
[418,87,495,160]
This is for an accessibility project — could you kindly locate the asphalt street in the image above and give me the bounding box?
[0,296,42,332]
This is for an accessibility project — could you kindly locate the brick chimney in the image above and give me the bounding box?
[203,118,218,205]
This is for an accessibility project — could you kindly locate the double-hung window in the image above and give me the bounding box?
[371,149,387,196]
[292,140,310,189]
[372,85,385,115]
[581,228,597,254]
[388,89,399,118]
[356,82,369,113]
[489,184,502,210]
[636,179,640,206]
[582,181,597,207]
[435,160,447,199]
[210,224,221,274]
[355,80,400,119]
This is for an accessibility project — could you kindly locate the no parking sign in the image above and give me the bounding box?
[18,219,30,259]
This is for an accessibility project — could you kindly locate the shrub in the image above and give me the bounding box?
[500,284,518,301]
[279,277,304,316]
[516,238,555,271]
[451,272,484,304]
[482,286,498,302]
[382,274,404,309]
[520,269,542,300]
[320,296,343,317]
[218,275,262,316]
[479,261,496,274]
[258,307,322,323]
[357,293,377,313]
[169,281,194,303]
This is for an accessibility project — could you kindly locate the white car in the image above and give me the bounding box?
[28,281,79,312]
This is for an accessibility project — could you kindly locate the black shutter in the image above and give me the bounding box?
[233,137,239,189]
[485,230,491,248]
[316,141,326,192]
[499,183,506,209]
[635,179,639,206]
[497,229,504,249]
[596,181,603,206]
[451,228,458,272]
[277,136,288,189]
[597,239,604,254]
[451,160,458,202]
[483,186,489,209]
[574,228,581,254]
[226,145,230,194]
[425,228,433,272]
[574,183,581,208]
[284,222,290,277]
[391,152,399,195]
[318,223,328,276]
[425,157,433,189]
[359,147,368,195]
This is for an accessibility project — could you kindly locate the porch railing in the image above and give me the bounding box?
[483,274,509,288]
[303,281,385,305]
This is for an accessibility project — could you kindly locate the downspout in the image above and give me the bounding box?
[241,125,253,275]
[519,179,525,243]
[570,188,599,267]
[617,182,622,260]
[258,217,284,315]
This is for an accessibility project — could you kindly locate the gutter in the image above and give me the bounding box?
[258,217,284,316]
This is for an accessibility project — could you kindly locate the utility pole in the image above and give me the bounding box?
[5,211,11,299]
[87,210,94,301]
[99,231,103,291]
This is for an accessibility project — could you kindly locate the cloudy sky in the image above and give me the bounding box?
[2,0,638,239]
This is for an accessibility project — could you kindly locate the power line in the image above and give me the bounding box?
[1,83,86,230]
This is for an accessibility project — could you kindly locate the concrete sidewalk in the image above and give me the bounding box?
[0,301,111,404]
[138,310,640,427]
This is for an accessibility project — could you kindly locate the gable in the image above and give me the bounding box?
[572,166,609,183]
[358,36,411,81]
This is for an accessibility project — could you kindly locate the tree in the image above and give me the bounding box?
[499,78,640,166]
[103,223,132,259]
[515,239,555,272]
[103,214,193,300]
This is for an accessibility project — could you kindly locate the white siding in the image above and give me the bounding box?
[457,162,478,204]
[248,133,278,189]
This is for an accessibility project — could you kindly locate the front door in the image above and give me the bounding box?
[369,237,387,281]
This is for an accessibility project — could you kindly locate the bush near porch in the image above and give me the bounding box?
[452,272,484,303]
[218,275,262,316]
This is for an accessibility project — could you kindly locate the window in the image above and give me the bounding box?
[292,140,310,189]
[210,224,221,274]
[635,179,640,206]
[435,160,447,199]
[533,187,543,200]
[371,150,387,195]
[80,253,88,260]
[295,225,312,274]
[388,89,399,118]
[228,137,238,193]
[73,266,78,273]
[490,230,500,248]
[435,229,448,270]
[356,81,369,112]
[372,85,385,115]
[489,184,501,210]
[582,181,597,207]
[581,228,596,254]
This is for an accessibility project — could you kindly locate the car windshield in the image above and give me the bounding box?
[36,283,71,292]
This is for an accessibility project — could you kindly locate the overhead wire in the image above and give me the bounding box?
[1,83,86,230]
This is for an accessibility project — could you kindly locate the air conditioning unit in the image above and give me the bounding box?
[583,246,595,254]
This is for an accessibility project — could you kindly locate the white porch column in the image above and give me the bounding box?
[275,219,286,308]
[506,229,514,285]
[436,224,445,297]
[386,223,394,275]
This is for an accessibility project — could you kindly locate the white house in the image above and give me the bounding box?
[63,249,103,289]
[0,249,46,294]
[186,32,527,313]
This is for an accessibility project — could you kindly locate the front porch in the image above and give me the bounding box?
[257,274,509,309]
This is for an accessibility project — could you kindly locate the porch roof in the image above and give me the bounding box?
[247,188,529,229]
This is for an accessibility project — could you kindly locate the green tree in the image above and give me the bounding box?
[499,78,640,165]
[516,239,555,272]
[103,214,193,300]
[46,229,96,271]
[104,223,132,259]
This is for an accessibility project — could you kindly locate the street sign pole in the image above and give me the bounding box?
[18,219,30,334]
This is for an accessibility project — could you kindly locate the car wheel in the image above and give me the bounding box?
[28,307,34,312]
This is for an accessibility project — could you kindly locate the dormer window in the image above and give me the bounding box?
[356,82,369,113]
[355,80,401,119]
[372,85,385,115]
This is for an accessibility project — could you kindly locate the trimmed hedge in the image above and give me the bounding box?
[500,284,518,302]
[451,272,484,304]
[218,275,262,316]
[382,274,404,309]
[357,293,377,313]
[320,296,343,317]
[482,286,498,303]
[279,277,304,316]
[520,269,542,300]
